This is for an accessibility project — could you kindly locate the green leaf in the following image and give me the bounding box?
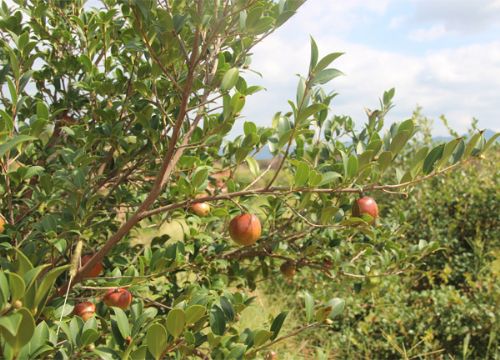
[246,157,260,177]
[297,103,326,123]
[36,101,49,120]
[112,307,130,339]
[294,161,310,187]
[209,305,226,336]
[0,308,35,352]
[166,308,185,338]
[0,312,22,336]
[389,130,411,156]
[410,147,429,169]
[423,144,445,175]
[80,328,99,346]
[398,119,414,134]
[146,323,167,360]
[463,132,481,158]
[221,68,239,91]
[253,329,273,347]
[220,297,235,322]
[312,68,343,85]
[482,132,499,153]
[270,311,288,340]
[191,168,208,190]
[243,121,257,135]
[315,52,344,73]
[378,151,393,172]
[437,138,461,168]
[366,139,382,154]
[0,135,37,158]
[452,140,465,164]
[185,305,206,325]
[327,298,345,319]
[12,248,34,276]
[0,271,10,307]
[309,37,318,71]
[304,291,314,322]
[33,265,70,314]
[319,171,342,186]
[345,154,358,178]
[6,272,25,301]
[228,344,247,359]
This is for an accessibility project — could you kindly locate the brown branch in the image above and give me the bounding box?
[142,161,464,219]
[250,322,322,356]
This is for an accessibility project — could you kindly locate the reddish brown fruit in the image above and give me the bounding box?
[280,261,296,279]
[81,255,104,278]
[73,301,96,321]
[352,196,379,223]
[103,288,132,309]
[229,213,261,246]
[190,202,210,217]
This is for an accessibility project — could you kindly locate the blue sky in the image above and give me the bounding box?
[239,0,500,136]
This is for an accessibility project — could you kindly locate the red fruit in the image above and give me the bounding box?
[229,213,261,246]
[352,196,379,223]
[73,301,96,321]
[190,202,210,217]
[81,255,104,278]
[103,288,132,309]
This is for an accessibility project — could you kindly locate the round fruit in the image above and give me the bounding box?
[81,254,104,278]
[73,301,96,321]
[190,202,210,217]
[0,216,6,233]
[13,300,23,309]
[229,213,261,246]
[103,288,132,309]
[352,196,379,223]
[280,261,296,279]
[265,351,278,360]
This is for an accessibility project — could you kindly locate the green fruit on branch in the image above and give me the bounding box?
[229,213,262,246]
[352,196,379,223]
[103,288,132,309]
[73,301,96,321]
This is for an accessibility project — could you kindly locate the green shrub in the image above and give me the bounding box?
[261,148,499,359]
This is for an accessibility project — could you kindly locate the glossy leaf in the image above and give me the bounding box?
[270,311,288,340]
[166,308,185,338]
[146,323,168,360]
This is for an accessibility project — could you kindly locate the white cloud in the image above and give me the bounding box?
[411,0,500,33]
[241,25,500,136]
[409,24,448,42]
[389,16,407,29]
